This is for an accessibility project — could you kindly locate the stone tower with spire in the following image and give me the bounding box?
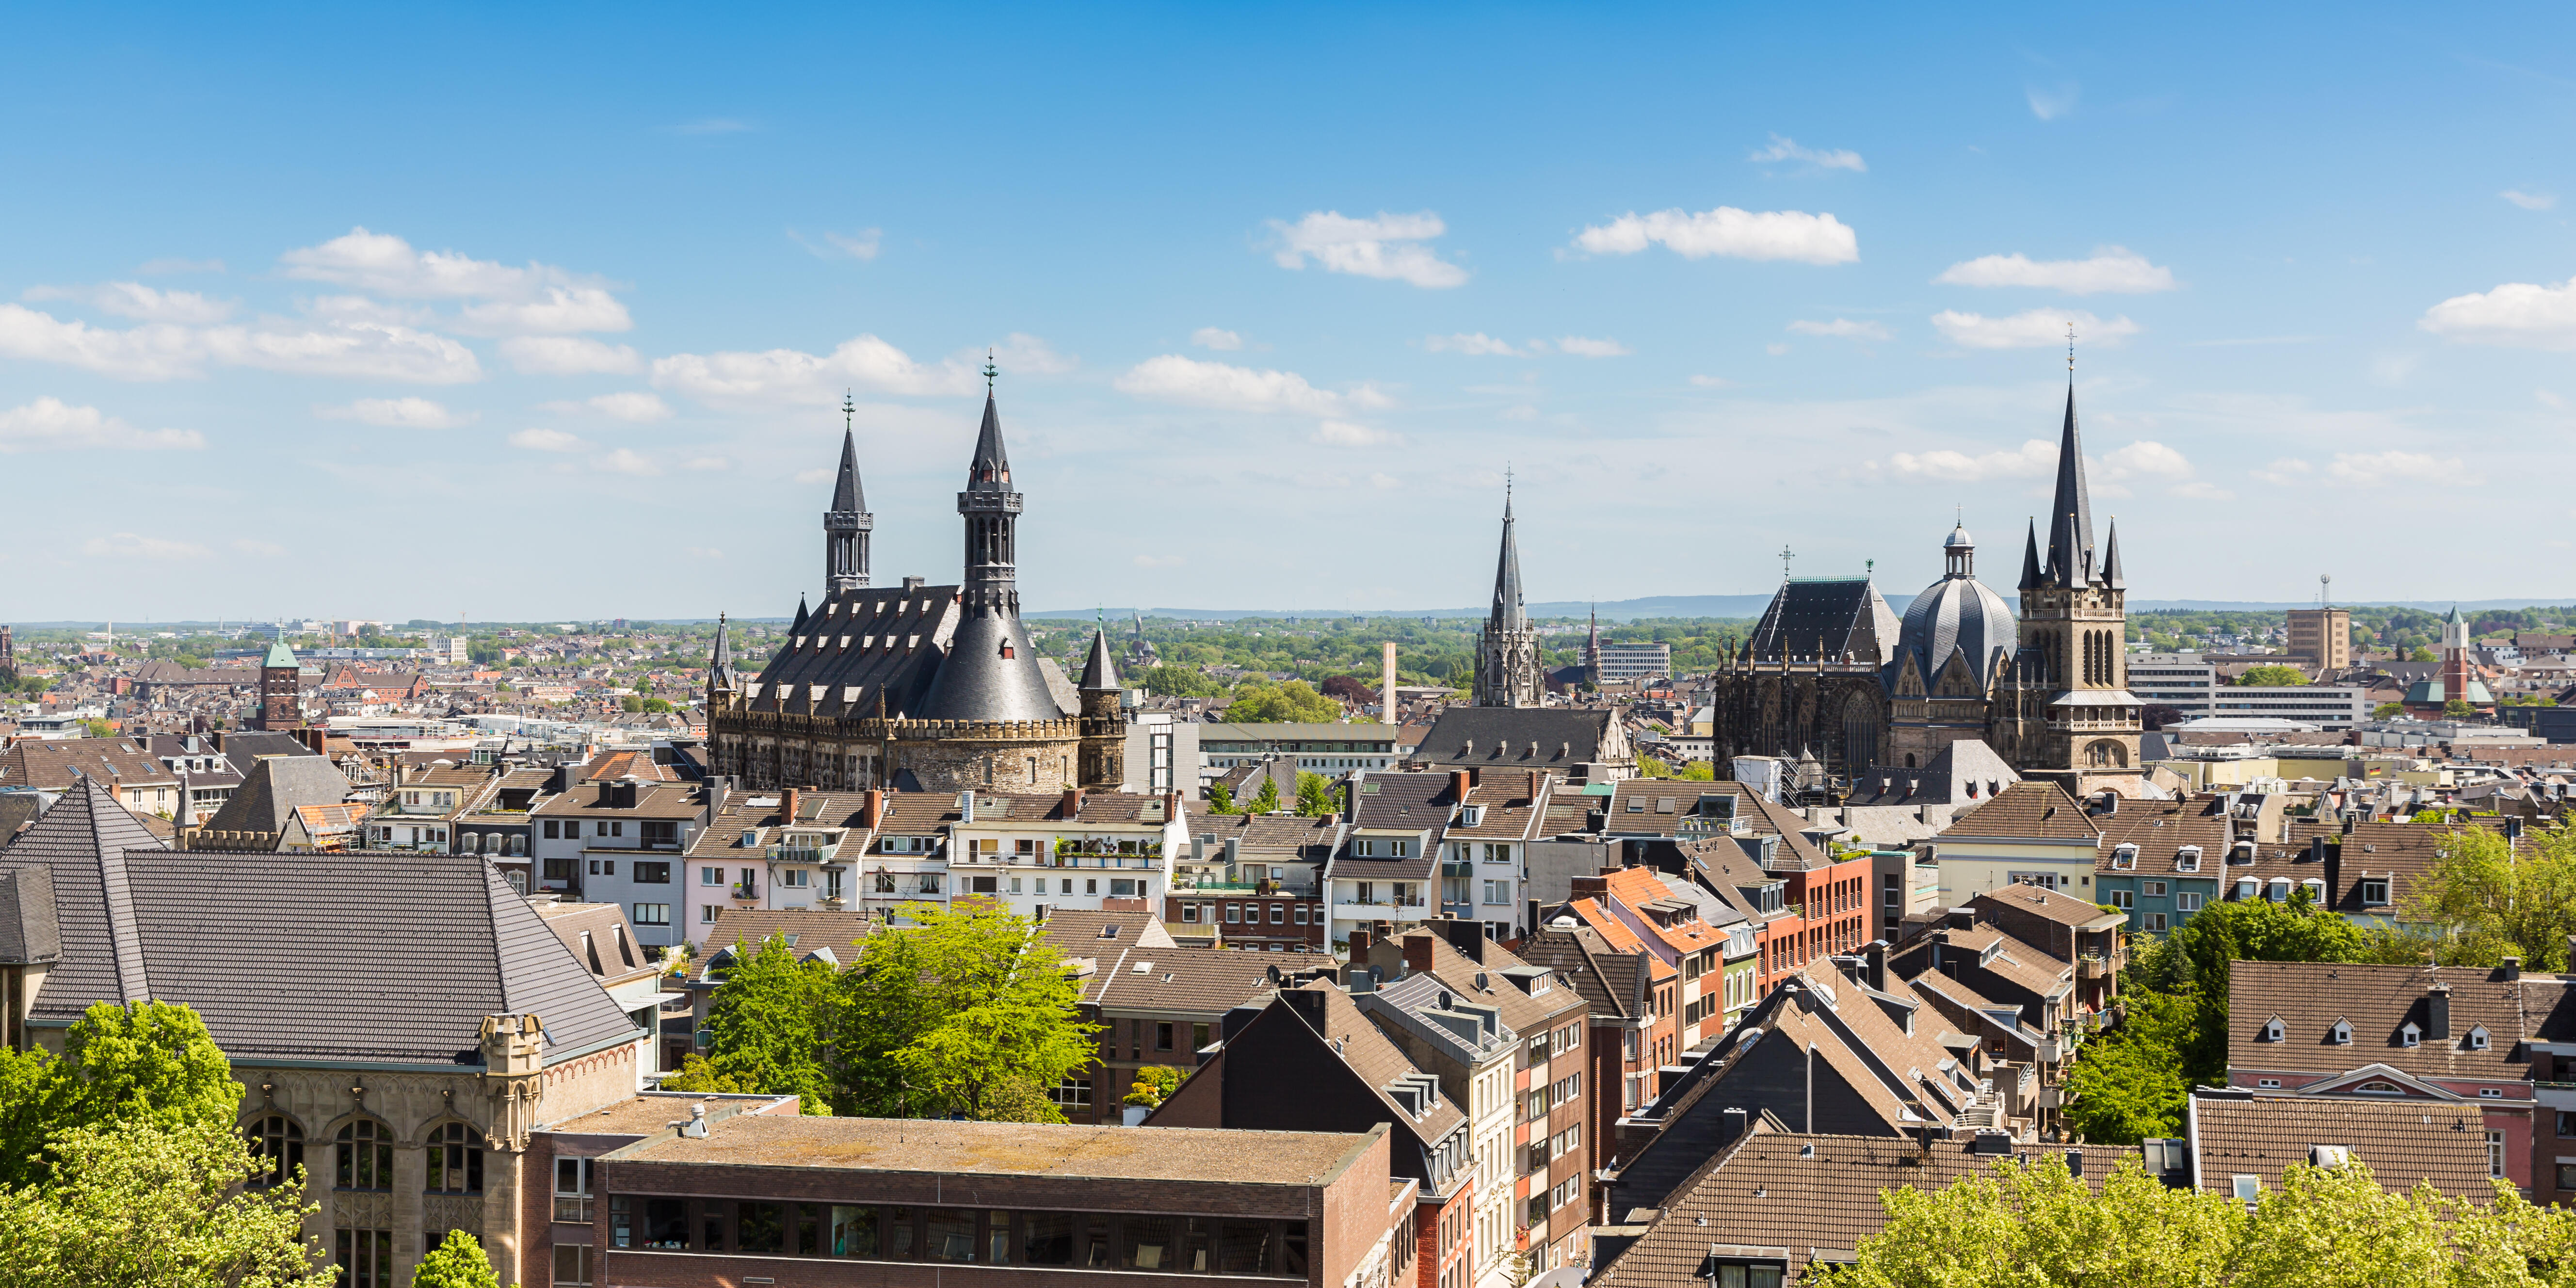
[2004,382,2142,790]
[1474,488,1543,708]
[824,394,873,594]
[1078,625,1127,789]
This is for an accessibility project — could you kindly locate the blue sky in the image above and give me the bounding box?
[4,4,2572,623]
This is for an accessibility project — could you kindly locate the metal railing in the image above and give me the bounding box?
[553,1195,592,1223]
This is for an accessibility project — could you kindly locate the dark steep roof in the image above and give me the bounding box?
[917,610,1068,721]
[830,427,866,513]
[968,392,1012,483]
[1491,495,1526,629]
[1746,578,1900,665]
[1415,706,1615,768]
[1079,626,1121,692]
[0,779,161,1007]
[747,585,961,717]
[1897,563,2016,690]
[2044,385,2096,588]
[200,754,351,834]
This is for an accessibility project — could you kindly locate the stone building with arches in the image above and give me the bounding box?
[0,777,649,1287]
[706,391,1128,795]
[1711,385,2144,797]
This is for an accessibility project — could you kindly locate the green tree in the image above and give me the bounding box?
[2403,825,2576,971]
[2410,645,2439,661]
[2060,988,2195,1143]
[0,1001,242,1190]
[1224,679,1337,724]
[620,694,643,712]
[837,902,1100,1121]
[1140,665,1221,698]
[0,1117,331,1288]
[1204,782,1237,814]
[1676,759,1716,781]
[1294,772,1335,817]
[409,1229,500,1288]
[1124,1064,1181,1108]
[659,1052,763,1095]
[78,719,114,739]
[1814,1154,2244,1288]
[640,697,674,713]
[2444,697,2476,719]
[2235,663,2310,687]
[696,934,838,1113]
[1247,776,1281,814]
[2373,701,2404,719]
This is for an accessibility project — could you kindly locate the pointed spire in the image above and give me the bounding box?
[1079,625,1121,692]
[2044,383,2095,586]
[1491,487,1526,629]
[968,390,1012,488]
[711,612,733,668]
[2018,518,2044,592]
[831,423,864,513]
[2100,518,2125,589]
[790,596,810,634]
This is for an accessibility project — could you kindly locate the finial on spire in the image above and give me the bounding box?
[843,389,854,430]
[983,348,998,393]
[2066,321,2077,377]
[1779,544,1795,580]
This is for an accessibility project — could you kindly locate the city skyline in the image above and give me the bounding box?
[4,4,2574,619]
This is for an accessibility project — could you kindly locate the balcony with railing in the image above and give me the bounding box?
[553,1195,593,1223]
[1332,896,1432,921]
[767,843,840,865]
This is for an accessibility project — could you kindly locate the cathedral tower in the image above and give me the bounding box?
[915,383,1063,723]
[823,395,873,594]
[2008,378,2141,789]
[257,639,302,731]
[1474,487,1542,708]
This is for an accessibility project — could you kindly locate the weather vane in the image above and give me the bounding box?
[983,347,998,392]
[842,389,854,431]
[2066,322,2077,374]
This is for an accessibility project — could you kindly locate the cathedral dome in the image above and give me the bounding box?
[1899,526,2016,689]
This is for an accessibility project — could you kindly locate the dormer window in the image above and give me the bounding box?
[2467,1026,2490,1051]
[2176,846,2201,873]
[2360,879,2390,906]
[2111,844,2137,871]
[2401,1022,2421,1047]
[2263,1017,2285,1043]
[2330,1019,2352,1045]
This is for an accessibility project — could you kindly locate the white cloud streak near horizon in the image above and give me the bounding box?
[1933,246,2176,294]
[1746,133,1865,171]
[1931,308,2139,349]
[0,397,205,452]
[2418,276,2576,350]
[1114,354,1387,417]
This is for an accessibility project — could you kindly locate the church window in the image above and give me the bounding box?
[427,1122,483,1193]
[336,1119,391,1191]
[246,1115,303,1189]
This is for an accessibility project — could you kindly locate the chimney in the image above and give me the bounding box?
[1571,874,1610,901]
[2505,957,2523,982]
[1449,770,1471,805]
[1402,933,1435,976]
[1864,939,1887,992]
[2427,983,2451,1042]
[1223,837,1240,868]
[957,790,975,824]
[1721,1106,1749,1143]
[862,788,884,830]
[781,787,800,824]
[1349,928,1372,961]
[1435,918,1488,963]
[1062,787,1083,818]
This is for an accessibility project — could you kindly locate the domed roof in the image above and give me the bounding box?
[1943,523,1974,549]
[1899,565,2016,689]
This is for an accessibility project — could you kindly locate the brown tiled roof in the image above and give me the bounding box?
[532,901,662,989]
[685,791,881,855]
[2095,794,2233,872]
[2229,962,2530,1081]
[687,908,880,980]
[1515,924,1652,1022]
[533,781,704,821]
[872,790,964,836]
[1972,881,2122,930]
[1592,1129,2135,1288]
[1443,771,1551,840]
[1082,946,1281,1016]
[1941,780,2100,841]
[0,738,177,791]
[1348,772,1458,830]
[1036,907,1175,952]
[2190,1093,2495,1199]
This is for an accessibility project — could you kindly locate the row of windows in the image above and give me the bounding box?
[1178,902,1311,926]
[540,819,679,842]
[608,1199,1310,1277]
[244,1117,481,1194]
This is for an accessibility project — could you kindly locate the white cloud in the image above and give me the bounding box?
[232,538,286,557]
[1114,355,1385,417]
[81,532,209,560]
[2027,82,2080,120]
[685,546,724,559]
[541,391,672,422]
[1933,246,2176,294]
[2097,440,2195,483]
[683,456,731,472]
[0,397,204,452]
[2502,190,2558,210]
[1268,210,1468,288]
[596,448,660,475]
[1571,206,1857,265]
[24,281,235,324]
[1190,327,1243,351]
[499,336,644,375]
[2324,450,2473,488]
[282,226,560,300]
[1877,438,2058,483]
[979,332,1077,377]
[0,305,484,383]
[792,227,883,260]
[1689,374,1733,388]
[653,334,972,404]
[321,397,473,429]
[1556,335,1632,357]
[1746,133,1865,172]
[1425,332,1524,356]
[1930,308,2138,349]
[1315,420,1400,447]
[508,427,584,452]
[457,286,631,336]
[1787,318,1890,341]
[2418,277,2576,350]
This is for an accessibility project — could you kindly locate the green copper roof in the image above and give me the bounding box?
[262,640,299,670]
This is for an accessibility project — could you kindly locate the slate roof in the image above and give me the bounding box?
[2229,961,2532,1082]
[200,754,352,834]
[217,732,322,775]
[684,790,882,856]
[2,779,639,1065]
[1515,924,1653,1022]
[1036,906,1175,952]
[1283,980,1466,1141]
[1897,563,2017,690]
[1592,1129,2135,1288]
[1080,945,1281,1016]
[1414,706,1616,768]
[0,793,44,848]
[2190,1092,2497,1199]
[1744,578,1901,666]
[1847,740,2021,808]
[743,584,966,718]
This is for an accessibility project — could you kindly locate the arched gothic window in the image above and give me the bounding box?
[336,1119,391,1191]
[427,1122,483,1193]
[246,1115,303,1189]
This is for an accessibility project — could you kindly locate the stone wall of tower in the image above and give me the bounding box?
[1475,623,1542,708]
[258,665,300,730]
[2008,579,2140,787]
[888,723,1087,793]
[1079,691,1125,789]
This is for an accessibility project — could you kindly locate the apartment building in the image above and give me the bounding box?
[942,787,1191,920]
[1321,773,1456,951]
[680,787,883,945]
[531,778,712,949]
[1436,769,1585,943]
